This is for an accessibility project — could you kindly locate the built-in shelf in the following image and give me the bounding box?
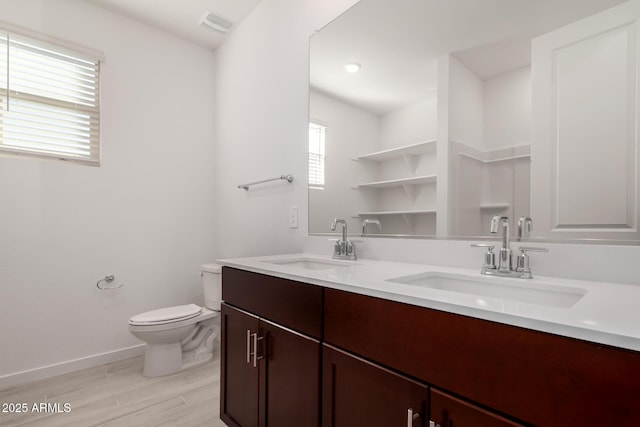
[456,144,531,164]
[353,140,437,162]
[355,209,436,216]
[354,209,436,231]
[354,175,437,189]
[352,140,438,233]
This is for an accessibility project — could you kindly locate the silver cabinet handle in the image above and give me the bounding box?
[246,330,252,364]
[429,421,441,427]
[407,408,420,426]
[252,332,258,368]
[246,329,264,368]
[250,332,264,368]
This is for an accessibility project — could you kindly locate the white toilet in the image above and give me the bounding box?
[129,263,222,377]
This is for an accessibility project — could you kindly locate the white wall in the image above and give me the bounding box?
[379,97,438,150]
[0,0,217,387]
[448,56,484,149]
[213,0,359,258]
[484,67,531,151]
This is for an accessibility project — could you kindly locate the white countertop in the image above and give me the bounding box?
[218,253,640,352]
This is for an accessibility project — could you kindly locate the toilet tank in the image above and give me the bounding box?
[201,263,222,310]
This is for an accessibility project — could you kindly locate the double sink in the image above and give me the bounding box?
[265,257,587,309]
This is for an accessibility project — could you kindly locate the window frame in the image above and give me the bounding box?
[308,119,327,190]
[0,22,103,166]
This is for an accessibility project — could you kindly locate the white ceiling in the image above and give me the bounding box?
[310,0,627,115]
[85,0,262,50]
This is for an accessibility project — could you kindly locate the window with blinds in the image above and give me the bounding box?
[0,29,101,165]
[308,121,326,189]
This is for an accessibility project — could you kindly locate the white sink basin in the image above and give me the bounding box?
[387,272,587,308]
[266,257,357,271]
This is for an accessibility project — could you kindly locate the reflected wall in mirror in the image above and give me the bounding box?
[308,0,639,243]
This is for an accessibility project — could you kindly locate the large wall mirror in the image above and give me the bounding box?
[308,0,639,243]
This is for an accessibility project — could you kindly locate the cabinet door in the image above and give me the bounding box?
[430,389,524,427]
[322,344,428,427]
[260,319,320,427]
[221,303,260,427]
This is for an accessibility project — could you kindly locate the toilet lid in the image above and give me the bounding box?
[129,304,202,325]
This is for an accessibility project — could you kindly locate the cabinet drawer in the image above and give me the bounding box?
[222,267,323,339]
[324,288,640,426]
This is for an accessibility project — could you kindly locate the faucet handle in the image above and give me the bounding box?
[470,243,496,271]
[517,246,549,254]
[515,246,548,278]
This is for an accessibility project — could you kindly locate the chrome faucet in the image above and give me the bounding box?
[471,215,548,279]
[362,218,381,236]
[490,215,512,272]
[331,218,348,241]
[517,216,533,241]
[330,218,357,260]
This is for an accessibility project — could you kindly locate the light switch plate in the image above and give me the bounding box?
[289,206,298,228]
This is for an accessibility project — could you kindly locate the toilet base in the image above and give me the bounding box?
[141,322,219,377]
[143,342,183,377]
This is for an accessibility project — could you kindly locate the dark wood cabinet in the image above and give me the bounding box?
[322,344,428,427]
[324,287,640,426]
[221,267,640,427]
[430,388,524,427]
[221,268,322,427]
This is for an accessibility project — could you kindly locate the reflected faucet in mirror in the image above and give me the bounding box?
[517,217,533,241]
[330,218,357,260]
[362,219,382,236]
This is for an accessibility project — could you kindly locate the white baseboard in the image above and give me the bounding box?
[0,344,146,391]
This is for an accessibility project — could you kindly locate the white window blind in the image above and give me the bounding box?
[0,29,101,165]
[309,121,326,189]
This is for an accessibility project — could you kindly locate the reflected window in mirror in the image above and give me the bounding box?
[309,120,326,190]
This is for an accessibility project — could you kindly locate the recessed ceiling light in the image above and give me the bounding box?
[344,62,361,73]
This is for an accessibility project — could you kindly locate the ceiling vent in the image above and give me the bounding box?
[199,11,235,34]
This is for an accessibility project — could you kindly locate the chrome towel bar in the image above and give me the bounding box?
[238,174,294,190]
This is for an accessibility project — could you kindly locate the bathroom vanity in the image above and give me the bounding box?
[218,255,640,427]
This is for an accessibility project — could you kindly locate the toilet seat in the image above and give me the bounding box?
[129,304,202,326]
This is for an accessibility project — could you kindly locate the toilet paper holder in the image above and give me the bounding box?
[97,274,124,290]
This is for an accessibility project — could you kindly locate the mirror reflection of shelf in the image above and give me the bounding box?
[456,144,530,164]
[352,140,438,234]
[355,209,436,216]
[353,140,437,162]
[355,209,436,231]
[353,175,437,189]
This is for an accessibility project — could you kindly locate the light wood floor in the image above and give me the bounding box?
[0,346,226,427]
